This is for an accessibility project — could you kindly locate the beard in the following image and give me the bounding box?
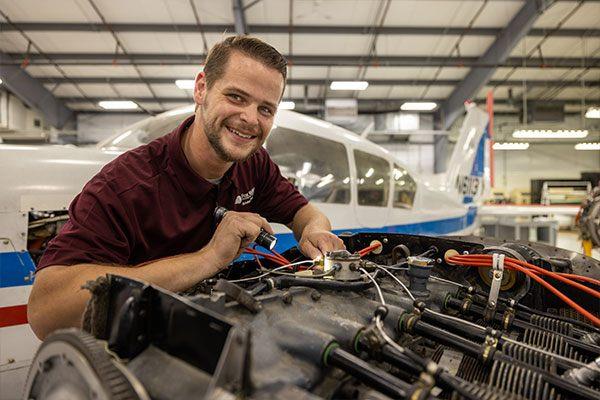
[201,106,263,163]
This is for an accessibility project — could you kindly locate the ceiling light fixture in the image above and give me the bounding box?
[330,81,369,91]
[279,101,295,110]
[400,102,437,111]
[585,107,600,119]
[98,100,139,110]
[574,142,600,151]
[175,79,195,90]
[493,142,529,150]
[512,129,588,139]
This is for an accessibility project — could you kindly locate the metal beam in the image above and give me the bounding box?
[37,76,600,88]
[6,52,600,68]
[0,52,74,128]
[232,0,248,34]
[1,22,598,38]
[61,97,597,109]
[438,1,549,129]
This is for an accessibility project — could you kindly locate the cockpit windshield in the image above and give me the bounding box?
[98,106,194,149]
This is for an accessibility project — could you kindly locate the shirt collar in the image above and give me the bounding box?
[167,115,240,199]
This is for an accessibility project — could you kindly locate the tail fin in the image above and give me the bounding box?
[446,102,491,205]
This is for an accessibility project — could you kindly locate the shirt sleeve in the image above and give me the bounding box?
[36,179,133,271]
[252,149,308,225]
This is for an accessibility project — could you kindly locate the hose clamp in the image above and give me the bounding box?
[487,253,505,310]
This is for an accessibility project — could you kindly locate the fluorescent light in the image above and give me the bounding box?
[175,79,195,90]
[365,168,374,178]
[279,101,295,110]
[0,77,3,85]
[512,129,588,139]
[98,100,138,110]
[401,102,437,111]
[316,174,334,188]
[330,81,369,91]
[575,142,600,150]
[493,142,529,150]
[375,178,384,185]
[585,107,600,119]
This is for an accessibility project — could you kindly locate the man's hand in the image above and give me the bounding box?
[299,229,345,260]
[205,211,274,270]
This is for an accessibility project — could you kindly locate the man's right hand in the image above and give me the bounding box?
[204,211,275,271]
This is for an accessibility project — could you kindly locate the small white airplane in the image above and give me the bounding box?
[0,102,490,398]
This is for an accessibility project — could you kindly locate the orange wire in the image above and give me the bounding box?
[244,248,287,266]
[359,242,382,257]
[552,273,600,287]
[446,255,600,327]
[270,249,291,265]
[450,254,600,299]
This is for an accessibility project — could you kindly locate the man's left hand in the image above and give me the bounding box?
[298,230,345,260]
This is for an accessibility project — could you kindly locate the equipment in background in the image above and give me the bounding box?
[578,184,600,256]
[24,233,600,400]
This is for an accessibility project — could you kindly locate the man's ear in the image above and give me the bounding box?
[194,71,207,106]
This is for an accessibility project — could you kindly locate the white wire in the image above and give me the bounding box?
[229,260,315,283]
[429,275,465,288]
[375,265,416,301]
[355,267,412,356]
[375,315,408,355]
[359,267,385,305]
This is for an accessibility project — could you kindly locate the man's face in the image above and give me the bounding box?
[194,51,285,162]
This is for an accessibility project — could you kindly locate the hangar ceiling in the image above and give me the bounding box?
[0,0,599,129]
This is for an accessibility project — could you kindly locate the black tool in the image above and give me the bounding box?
[214,206,277,250]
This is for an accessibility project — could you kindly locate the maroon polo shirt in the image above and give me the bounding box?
[37,116,308,271]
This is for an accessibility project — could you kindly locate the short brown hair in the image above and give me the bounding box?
[203,36,288,89]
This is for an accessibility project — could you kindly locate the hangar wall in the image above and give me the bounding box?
[0,90,47,132]
[494,144,600,192]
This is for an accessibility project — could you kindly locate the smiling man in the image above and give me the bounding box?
[28,36,344,339]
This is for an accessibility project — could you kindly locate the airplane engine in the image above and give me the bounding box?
[579,185,600,248]
[24,233,600,400]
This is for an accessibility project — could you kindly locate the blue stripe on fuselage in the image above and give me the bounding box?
[1,207,478,281]
[251,206,478,257]
[0,251,36,288]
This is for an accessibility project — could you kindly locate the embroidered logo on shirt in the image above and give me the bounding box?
[235,187,255,205]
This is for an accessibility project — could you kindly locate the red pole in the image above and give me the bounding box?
[486,90,495,188]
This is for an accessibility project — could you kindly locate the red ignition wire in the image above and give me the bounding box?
[551,273,600,287]
[446,255,600,327]
[359,242,382,257]
[244,248,287,266]
[450,254,600,300]
[247,248,287,264]
[270,248,291,265]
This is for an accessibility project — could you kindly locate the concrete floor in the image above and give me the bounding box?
[556,230,600,261]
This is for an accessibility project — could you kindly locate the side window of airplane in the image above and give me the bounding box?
[354,150,390,207]
[266,128,351,204]
[392,164,417,208]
